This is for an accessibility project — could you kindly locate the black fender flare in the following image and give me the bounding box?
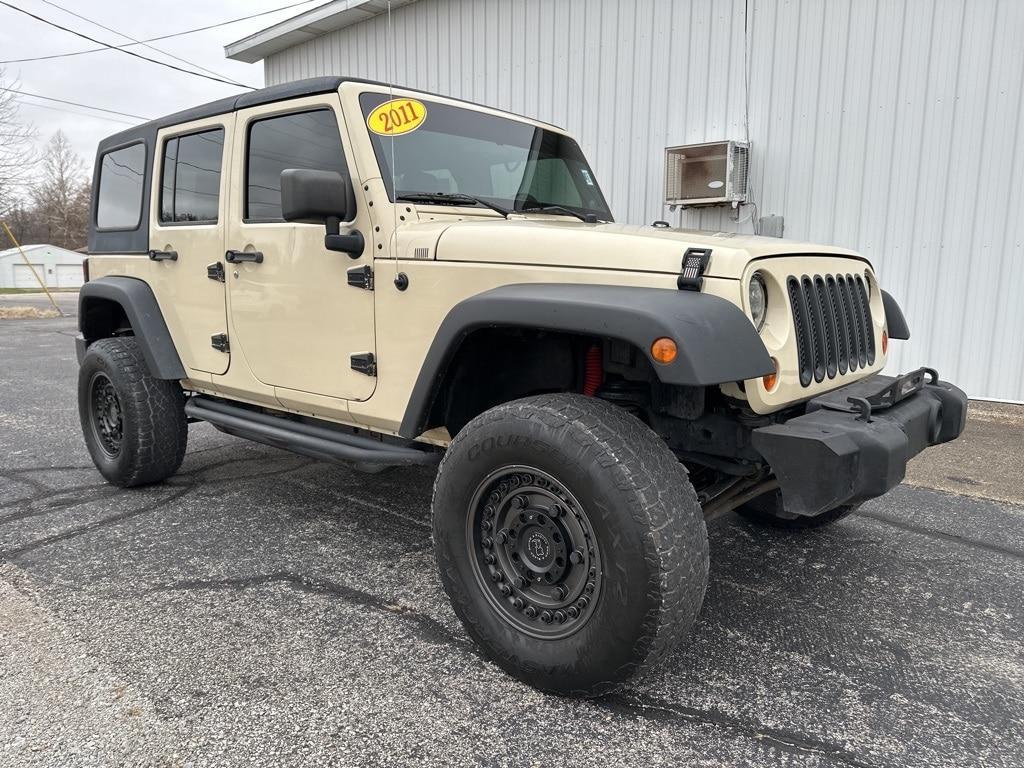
[881,290,910,340]
[78,276,186,380]
[398,283,774,438]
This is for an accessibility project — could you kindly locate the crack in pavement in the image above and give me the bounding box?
[0,469,52,493]
[284,475,432,530]
[148,570,481,658]
[147,570,882,767]
[0,484,121,524]
[601,695,881,768]
[0,486,195,559]
[855,509,1024,561]
[0,455,312,521]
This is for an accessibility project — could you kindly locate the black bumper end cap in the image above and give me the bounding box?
[752,377,968,517]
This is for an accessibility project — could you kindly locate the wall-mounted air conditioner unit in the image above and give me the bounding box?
[664,140,749,207]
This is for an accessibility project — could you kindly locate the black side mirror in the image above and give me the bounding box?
[280,169,364,257]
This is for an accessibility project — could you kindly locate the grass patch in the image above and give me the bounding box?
[0,306,61,319]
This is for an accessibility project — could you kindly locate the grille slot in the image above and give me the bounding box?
[787,272,875,387]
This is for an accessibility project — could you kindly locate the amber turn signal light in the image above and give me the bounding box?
[650,337,678,364]
[762,358,779,392]
[882,329,889,355]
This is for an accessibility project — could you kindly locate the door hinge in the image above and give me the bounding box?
[347,264,374,290]
[350,352,377,376]
[206,261,225,282]
[211,333,230,353]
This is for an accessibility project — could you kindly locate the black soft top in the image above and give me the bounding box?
[89,77,381,254]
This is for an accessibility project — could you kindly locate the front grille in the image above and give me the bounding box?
[788,273,875,387]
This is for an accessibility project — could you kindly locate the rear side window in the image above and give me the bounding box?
[96,143,145,229]
[160,128,225,223]
[246,109,348,221]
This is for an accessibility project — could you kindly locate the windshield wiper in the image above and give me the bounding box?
[519,205,599,223]
[396,192,511,217]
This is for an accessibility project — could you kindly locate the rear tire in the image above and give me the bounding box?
[432,393,708,697]
[78,337,187,487]
[736,488,858,529]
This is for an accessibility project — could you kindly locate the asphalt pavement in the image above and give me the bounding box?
[1,313,1022,767]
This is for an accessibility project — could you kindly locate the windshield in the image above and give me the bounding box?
[359,92,613,221]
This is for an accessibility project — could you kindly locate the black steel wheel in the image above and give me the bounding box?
[78,337,188,487]
[88,371,123,458]
[433,393,708,697]
[468,465,601,639]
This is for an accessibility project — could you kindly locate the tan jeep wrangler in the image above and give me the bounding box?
[77,77,967,696]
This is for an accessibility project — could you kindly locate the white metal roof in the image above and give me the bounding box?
[0,244,85,261]
[224,0,419,64]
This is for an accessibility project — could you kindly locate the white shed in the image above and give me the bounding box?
[0,244,85,290]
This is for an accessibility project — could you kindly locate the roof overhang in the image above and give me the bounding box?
[225,0,419,64]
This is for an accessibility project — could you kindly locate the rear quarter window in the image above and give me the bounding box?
[96,143,146,230]
[160,128,225,224]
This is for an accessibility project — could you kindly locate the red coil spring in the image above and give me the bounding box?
[583,343,603,396]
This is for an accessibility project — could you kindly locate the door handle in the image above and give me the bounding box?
[148,249,178,261]
[225,249,263,264]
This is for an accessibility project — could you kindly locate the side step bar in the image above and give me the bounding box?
[185,396,439,468]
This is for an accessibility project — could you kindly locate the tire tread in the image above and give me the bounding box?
[433,393,708,696]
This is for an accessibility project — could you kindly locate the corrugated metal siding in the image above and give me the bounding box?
[265,0,1024,401]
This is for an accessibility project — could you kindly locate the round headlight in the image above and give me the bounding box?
[749,273,767,331]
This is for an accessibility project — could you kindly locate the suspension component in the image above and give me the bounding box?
[583,343,603,396]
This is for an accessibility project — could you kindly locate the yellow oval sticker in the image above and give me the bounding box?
[367,98,427,136]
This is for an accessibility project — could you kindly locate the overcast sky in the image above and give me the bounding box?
[1,0,325,173]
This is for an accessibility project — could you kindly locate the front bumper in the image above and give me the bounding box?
[751,370,968,516]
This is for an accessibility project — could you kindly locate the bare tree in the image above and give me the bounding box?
[0,68,37,219]
[33,130,90,248]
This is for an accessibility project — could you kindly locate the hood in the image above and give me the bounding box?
[404,218,867,279]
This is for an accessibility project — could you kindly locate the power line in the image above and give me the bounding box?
[0,87,150,121]
[37,0,251,89]
[0,0,321,65]
[14,99,139,126]
[0,1,253,90]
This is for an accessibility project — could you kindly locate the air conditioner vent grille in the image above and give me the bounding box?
[664,140,749,206]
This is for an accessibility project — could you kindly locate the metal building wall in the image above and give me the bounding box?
[264,0,1024,402]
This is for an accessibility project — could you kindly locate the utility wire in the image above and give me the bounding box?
[0,1,252,89]
[15,99,139,126]
[0,0,321,65]
[37,0,251,89]
[0,86,150,121]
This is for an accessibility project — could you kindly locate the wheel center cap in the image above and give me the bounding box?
[520,526,554,569]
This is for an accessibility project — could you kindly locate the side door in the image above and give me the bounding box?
[223,96,376,401]
[150,118,231,375]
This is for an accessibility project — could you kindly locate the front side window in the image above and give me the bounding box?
[358,93,612,221]
[96,143,146,229]
[160,128,224,223]
[246,109,348,221]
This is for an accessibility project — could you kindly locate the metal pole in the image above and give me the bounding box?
[0,220,64,316]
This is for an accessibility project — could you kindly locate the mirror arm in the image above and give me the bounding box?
[323,215,365,258]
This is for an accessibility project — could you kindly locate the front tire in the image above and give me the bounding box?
[432,394,708,696]
[78,337,187,487]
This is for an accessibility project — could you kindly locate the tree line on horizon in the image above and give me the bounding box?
[1,68,92,252]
